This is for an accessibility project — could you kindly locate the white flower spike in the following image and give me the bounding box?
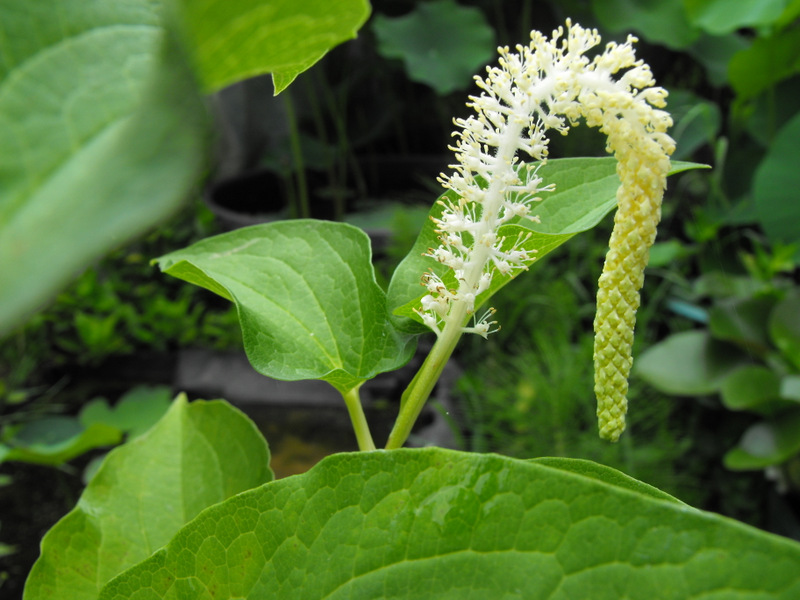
[420,20,675,441]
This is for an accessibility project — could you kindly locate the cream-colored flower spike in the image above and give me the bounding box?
[421,20,674,441]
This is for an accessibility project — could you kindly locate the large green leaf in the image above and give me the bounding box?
[156,220,415,394]
[635,330,752,396]
[24,395,272,600]
[179,0,371,93]
[0,0,209,337]
[387,158,704,332]
[99,449,800,599]
[753,112,800,250]
[372,0,495,95]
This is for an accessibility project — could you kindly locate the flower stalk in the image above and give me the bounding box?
[397,20,674,446]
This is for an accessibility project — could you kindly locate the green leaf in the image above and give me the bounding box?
[781,375,800,401]
[387,158,706,331]
[528,457,684,505]
[79,385,173,439]
[724,411,800,470]
[179,0,371,93]
[708,295,777,355]
[667,89,722,159]
[753,112,800,249]
[686,33,750,87]
[0,417,121,467]
[372,0,495,95]
[156,220,415,394]
[591,0,700,49]
[770,293,800,370]
[684,0,788,35]
[24,395,272,600]
[729,28,800,100]
[635,330,751,396]
[720,365,783,413]
[100,448,800,599]
[0,0,209,336]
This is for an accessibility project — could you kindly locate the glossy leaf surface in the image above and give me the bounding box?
[24,396,272,600]
[156,221,415,393]
[100,448,800,599]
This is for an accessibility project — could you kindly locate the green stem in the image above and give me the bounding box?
[342,386,376,451]
[385,306,466,449]
[282,90,310,219]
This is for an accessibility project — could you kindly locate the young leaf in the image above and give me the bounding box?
[100,448,800,599]
[156,220,415,394]
[388,158,705,331]
[0,0,208,336]
[178,0,371,94]
[24,396,272,600]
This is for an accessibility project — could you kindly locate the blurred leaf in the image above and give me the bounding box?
[684,0,788,35]
[100,449,800,600]
[725,412,800,470]
[178,0,371,94]
[648,239,694,267]
[782,375,800,401]
[729,28,800,100]
[708,295,777,354]
[0,0,208,336]
[753,112,800,249]
[745,76,800,147]
[80,386,173,440]
[1,417,121,467]
[693,271,770,299]
[720,365,782,413]
[687,32,750,87]
[373,0,495,95]
[592,0,700,49]
[770,293,800,370]
[24,396,272,600]
[667,89,722,159]
[156,221,415,394]
[635,330,751,395]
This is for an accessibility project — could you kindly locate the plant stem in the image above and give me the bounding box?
[282,90,310,218]
[385,305,467,449]
[342,386,376,451]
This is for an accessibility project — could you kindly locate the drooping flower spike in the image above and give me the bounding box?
[419,20,675,441]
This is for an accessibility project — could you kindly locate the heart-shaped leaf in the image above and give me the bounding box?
[23,396,272,600]
[388,158,705,332]
[156,220,415,394]
[99,448,800,599]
